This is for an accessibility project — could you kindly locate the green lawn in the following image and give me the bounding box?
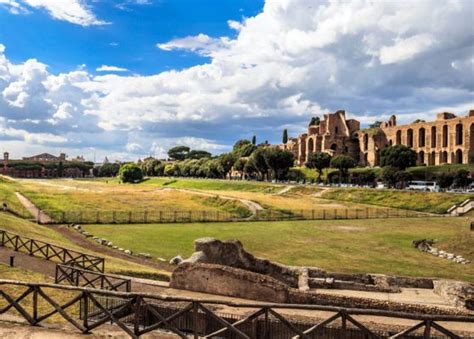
[0,213,168,277]
[322,188,473,214]
[83,217,474,282]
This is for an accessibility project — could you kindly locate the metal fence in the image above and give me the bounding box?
[0,279,472,338]
[0,228,105,272]
[39,207,429,224]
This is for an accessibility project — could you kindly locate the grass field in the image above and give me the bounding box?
[0,212,168,277]
[322,188,473,214]
[83,217,474,282]
[15,179,251,217]
[103,177,282,192]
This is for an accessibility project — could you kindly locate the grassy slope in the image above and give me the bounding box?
[0,177,31,217]
[83,217,473,282]
[0,213,168,276]
[322,188,473,214]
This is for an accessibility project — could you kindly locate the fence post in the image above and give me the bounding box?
[366,208,369,219]
[144,210,148,223]
[323,209,326,220]
[341,311,347,339]
[80,211,83,224]
[32,286,38,324]
[62,211,65,223]
[82,292,89,333]
[263,307,269,339]
[217,211,220,222]
[174,211,177,223]
[128,211,132,224]
[134,296,141,336]
[96,211,100,224]
[193,301,199,339]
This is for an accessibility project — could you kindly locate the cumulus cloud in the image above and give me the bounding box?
[96,65,129,72]
[1,0,107,26]
[157,34,232,57]
[0,0,473,160]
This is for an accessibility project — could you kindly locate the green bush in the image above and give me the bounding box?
[119,164,143,183]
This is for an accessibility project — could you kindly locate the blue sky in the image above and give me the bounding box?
[0,1,263,74]
[0,0,472,161]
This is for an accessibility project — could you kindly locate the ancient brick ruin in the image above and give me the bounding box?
[283,110,474,166]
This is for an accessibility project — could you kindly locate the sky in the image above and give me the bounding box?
[0,0,473,162]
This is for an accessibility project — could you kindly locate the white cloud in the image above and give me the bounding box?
[379,34,437,65]
[96,65,129,72]
[0,0,28,14]
[20,0,107,26]
[0,0,473,160]
[157,33,232,57]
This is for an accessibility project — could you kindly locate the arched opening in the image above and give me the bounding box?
[363,134,368,151]
[455,149,463,164]
[431,126,436,148]
[307,138,314,153]
[407,129,413,147]
[389,139,393,146]
[418,151,425,165]
[440,151,448,164]
[396,130,402,145]
[442,125,448,147]
[335,126,339,134]
[330,143,337,151]
[418,128,425,147]
[363,153,368,165]
[429,151,436,166]
[375,149,380,166]
[455,123,463,145]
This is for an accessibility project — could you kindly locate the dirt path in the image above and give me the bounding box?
[313,186,331,197]
[15,192,52,224]
[274,185,295,195]
[162,187,264,215]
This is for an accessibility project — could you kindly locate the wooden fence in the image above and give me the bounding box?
[40,207,429,224]
[55,264,131,292]
[0,229,104,272]
[0,279,472,338]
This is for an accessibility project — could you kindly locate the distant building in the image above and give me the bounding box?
[0,152,93,178]
[283,109,474,167]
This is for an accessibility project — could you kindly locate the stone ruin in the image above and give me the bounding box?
[413,239,471,264]
[170,238,474,313]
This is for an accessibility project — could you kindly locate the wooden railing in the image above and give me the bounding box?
[0,229,104,272]
[0,279,472,338]
[55,264,131,292]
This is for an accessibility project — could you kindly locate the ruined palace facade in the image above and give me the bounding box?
[283,110,474,167]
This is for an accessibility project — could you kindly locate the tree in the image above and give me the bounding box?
[167,146,190,161]
[251,135,256,145]
[380,166,411,189]
[380,145,416,170]
[141,159,161,176]
[233,158,247,179]
[98,163,120,177]
[309,117,320,126]
[436,172,454,190]
[187,150,212,160]
[369,121,382,128]
[248,147,268,180]
[330,155,356,182]
[263,148,295,181]
[282,129,288,144]
[243,159,258,178]
[217,153,236,179]
[453,169,471,188]
[233,139,256,157]
[357,170,377,186]
[306,152,332,182]
[119,163,143,183]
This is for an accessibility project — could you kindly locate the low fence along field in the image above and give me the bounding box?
[41,207,428,224]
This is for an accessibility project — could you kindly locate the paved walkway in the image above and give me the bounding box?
[14,192,52,224]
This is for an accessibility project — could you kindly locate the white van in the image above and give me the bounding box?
[407,181,439,192]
